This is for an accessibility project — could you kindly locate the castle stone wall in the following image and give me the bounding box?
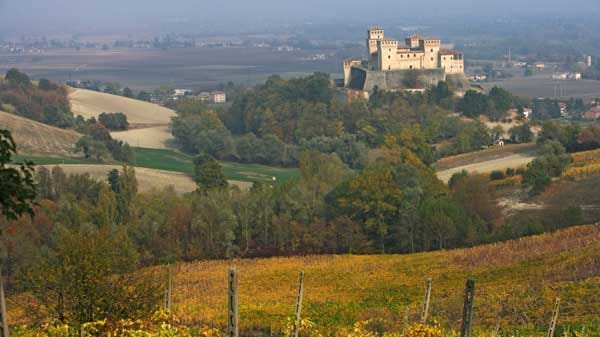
[348,67,445,91]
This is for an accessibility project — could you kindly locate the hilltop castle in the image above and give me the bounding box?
[343,28,465,93]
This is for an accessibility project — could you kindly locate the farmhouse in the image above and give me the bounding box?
[343,28,466,92]
[584,106,600,120]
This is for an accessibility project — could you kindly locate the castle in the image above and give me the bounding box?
[343,28,465,92]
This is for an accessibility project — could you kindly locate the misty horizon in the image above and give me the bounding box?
[1,0,600,36]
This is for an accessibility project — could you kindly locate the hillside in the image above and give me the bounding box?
[435,143,537,182]
[63,224,596,334]
[0,110,80,156]
[69,88,176,126]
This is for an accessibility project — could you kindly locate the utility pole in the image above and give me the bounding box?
[227,268,239,337]
[460,278,475,337]
[546,298,560,337]
[0,274,9,337]
[420,278,432,324]
[292,272,305,337]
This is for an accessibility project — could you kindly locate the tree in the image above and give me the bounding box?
[26,229,162,325]
[0,129,36,220]
[98,112,129,131]
[5,68,31,87]
[458,90,489,117]
[509,124,533,143]
[75,136,110,162]
[194,155,228,191]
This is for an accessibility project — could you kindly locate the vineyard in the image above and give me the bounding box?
[10,224,599,337]
[563,149,600,179]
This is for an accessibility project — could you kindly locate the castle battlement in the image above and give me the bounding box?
[343,27,465,91]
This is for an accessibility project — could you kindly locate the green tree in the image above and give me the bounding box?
[509,124,533,143]
[458,90,489,117]
[0,130,36,220]
[25,229,161,325]
[194,155,228,191]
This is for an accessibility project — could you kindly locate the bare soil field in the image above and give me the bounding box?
[0,110,80,156]
[0,47,339,91]
[70,88,176,125]
[436,153,535,182]
[483,74,600,99]
[434,143,536,171]
[37,164,196,194]
[110,125,174,149]
[37,164,252,193]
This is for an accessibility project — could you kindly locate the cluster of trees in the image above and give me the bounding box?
[0,69,73,128]
[457,86,524,121]
[171,74,514,168]
[75,117,135,163]
[98,112,129,131]
[519,122,600,195]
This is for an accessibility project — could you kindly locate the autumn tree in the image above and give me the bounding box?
[0,129,36,220]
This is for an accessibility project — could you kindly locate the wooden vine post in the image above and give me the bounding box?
[460,278,475,337]
[402,305,410,337]
[420,278,432,324]
[546,298,560,337]
[227,268,239,337]
[292,271,305,337]
[0,274,9,337]
[164,264,173,312]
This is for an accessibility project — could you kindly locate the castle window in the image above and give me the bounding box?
[410,65,413,69]
[431,48,433,52]
[431,57,434,61]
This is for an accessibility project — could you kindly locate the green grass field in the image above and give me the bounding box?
[131,147,299,184]
[14,148,300,185]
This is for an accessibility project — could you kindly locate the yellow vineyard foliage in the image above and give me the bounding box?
[563,163,600,178]
[571,149,600,167]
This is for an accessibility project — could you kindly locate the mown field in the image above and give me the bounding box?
[109,225,598,335]
[131,147,300,185]
[13,147,300,186]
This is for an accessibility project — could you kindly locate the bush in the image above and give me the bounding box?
[505,167,515,176]
[99,112,129,131]
[490,170,506,180]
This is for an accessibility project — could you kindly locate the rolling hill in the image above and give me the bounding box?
[0,110,81,156]
[69,88,176,125]
[74,224,597,335]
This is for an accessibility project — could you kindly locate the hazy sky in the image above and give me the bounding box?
[1,0,600,35]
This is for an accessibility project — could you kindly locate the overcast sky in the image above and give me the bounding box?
[1,0,599,34]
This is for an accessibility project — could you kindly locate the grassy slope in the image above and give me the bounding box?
[0,110,81,156]
[124,225,599,335]
[69,88,175,125]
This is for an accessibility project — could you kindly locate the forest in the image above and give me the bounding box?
[171,73,532,168]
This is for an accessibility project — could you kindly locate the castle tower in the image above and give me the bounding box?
[377,39,399,71]
[405,35,420,49]
[420,37,441,69]
[367,28,384,69]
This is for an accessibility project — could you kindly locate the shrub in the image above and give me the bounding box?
[505,167,515,176]
[490,170,506,180]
